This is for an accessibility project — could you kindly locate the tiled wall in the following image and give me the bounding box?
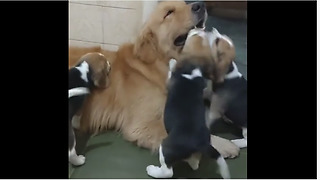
[69,1,158,51]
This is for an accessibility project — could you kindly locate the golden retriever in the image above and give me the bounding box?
[69,0,239,158]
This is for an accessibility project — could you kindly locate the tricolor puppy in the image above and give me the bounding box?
[146,59,230,179]
[188,28,247,149]
[207,28,247,148]
[69,53,111,166]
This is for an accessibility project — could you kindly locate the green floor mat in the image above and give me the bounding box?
[70,131,246,179]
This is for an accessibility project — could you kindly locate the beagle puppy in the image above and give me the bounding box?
[206,28,247,149]
[147,58,230,179]
[69,53,111,166]
[146,30,233,179]
[187,28,247,149]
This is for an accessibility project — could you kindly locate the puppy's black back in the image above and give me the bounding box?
[164,62,211,163]
[68,68,91,119]
[68,64,92,150]
[165,61,206,133]
[214,76,247,127]
[165,75,206,134]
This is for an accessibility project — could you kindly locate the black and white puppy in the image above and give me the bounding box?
[69,53,111,166]
[146,60,230,179]
[69,61,92,166]
[207,61,247,148]
[203,28,247,149]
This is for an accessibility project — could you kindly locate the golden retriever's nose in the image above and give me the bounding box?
[191,2,205,13]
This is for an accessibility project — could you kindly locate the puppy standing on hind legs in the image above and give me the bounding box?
[184,27,247,149]
[204,27,247,149]
[146,60,230,179]
[69,53,111,166]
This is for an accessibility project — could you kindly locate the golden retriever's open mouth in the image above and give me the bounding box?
[174,18,206,47]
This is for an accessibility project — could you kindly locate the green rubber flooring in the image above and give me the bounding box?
[69,15,247,179]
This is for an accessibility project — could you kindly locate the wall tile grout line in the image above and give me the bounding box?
[69,38,120,47]
[69,1,135,10]
[101,5,105,46]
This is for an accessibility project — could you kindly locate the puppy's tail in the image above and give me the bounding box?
[207,145,231,179]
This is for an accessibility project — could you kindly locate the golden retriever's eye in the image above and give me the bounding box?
[164,10,174,19]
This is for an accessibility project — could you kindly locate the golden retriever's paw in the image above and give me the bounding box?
[211,135,240,159]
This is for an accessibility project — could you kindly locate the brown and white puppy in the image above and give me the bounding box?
[205,28,247,149]
[151,52,231,179]
[71,53,111,129]
[69,53,111,166]
[181,28,235,82]
[185,28,247,149]
[169,28,240,158]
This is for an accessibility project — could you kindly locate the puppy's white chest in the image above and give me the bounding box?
[181,68,202,80]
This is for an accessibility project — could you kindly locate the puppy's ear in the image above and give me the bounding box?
[200,63,215,81]
[92,62,111,89]
[134,27,158,64]
[92,70,108,88]
[213,57,234,83]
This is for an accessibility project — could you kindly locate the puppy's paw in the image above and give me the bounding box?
[146,165,173,178]
[69,155,86,166]
[188,160,199,170]
[203,88,212,100]
[146,165,161,178]
[231,138,247,149]
[184,155,200,170]
[211,135,240,159]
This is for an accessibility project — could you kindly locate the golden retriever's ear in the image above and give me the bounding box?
[134,27,158,64]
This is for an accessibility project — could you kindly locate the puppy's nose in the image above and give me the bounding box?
[191,2,205,12]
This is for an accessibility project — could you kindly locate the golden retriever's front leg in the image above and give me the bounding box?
[211,135,240,159]
[122,117,167,152]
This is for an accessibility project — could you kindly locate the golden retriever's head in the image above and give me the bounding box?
[180,28,235,82]
[134,0,208,63]
[76,53,112,88]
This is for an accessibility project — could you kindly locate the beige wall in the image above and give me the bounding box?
[69,0,158,51]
